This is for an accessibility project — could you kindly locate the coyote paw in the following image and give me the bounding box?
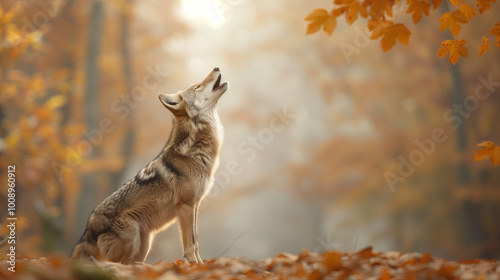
[183,254,198,263]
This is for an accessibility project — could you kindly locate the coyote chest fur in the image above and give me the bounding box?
[70,68,229,264]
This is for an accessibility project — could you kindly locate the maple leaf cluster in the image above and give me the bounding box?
[306,0,499,64]
[2,248,500,279]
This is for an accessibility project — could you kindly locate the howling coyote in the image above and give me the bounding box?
[70,67,228,264]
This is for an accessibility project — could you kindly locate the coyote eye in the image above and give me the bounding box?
[194,85,201,90]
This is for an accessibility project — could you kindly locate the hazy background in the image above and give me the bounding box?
[1,0,500,262]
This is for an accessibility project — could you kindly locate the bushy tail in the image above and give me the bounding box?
[69,239,100,263]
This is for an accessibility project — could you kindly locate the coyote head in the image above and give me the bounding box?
[159,67,229,118]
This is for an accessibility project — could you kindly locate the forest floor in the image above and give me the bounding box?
[1,247,499,280]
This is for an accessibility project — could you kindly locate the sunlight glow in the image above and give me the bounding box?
[181,0,225,28]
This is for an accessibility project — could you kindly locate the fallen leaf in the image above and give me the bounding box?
[323,251,342,272]
[436,265,458,280]
[419,253,433,264]
[378,267,392,280]
[355,246,377,259]
[308,269,323,280]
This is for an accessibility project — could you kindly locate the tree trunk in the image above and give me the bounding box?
[109,1,135,190]
[76,0,104,238]
[449,63,487,257]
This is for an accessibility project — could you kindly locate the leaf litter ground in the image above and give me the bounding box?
[1,247,499,279]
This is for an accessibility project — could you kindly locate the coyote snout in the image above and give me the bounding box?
[70,67,229,264]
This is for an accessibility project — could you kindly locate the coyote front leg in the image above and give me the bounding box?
[194,203,202,263]
[177,203,197,263]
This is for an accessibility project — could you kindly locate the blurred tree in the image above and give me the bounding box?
[0,0,188,255]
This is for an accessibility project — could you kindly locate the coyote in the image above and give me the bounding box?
[70,67,228,264]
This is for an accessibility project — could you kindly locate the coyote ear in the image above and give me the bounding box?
[159,93,182,111]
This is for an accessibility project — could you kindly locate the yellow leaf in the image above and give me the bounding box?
[478,36,489,56]
[489,21,500,47]
[381,23,411,52]
[438,39,468,65]
[46,95,67,109]
[439,10,467,36]
[449,0,463,6]
[477,0,496,14]
[459,3,476,20]
[406,0,430,24]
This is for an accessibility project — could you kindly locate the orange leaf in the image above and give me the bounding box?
[368,0,393,17]
[355,246,377,259]
[308,269,323,280]
[323,251,342,272]
[381,23,411,51]
[305,9,329,35]
[477,0,496,13]
[460,259,482,264]
[378,267,392,280]
[449,0,463,6]
[368,18,392,39]
[431,0,444,9]
[478,36,489,56]
[489,21,500,47]
[335,0,368,25]
[406,0,430,24]
[474,141,500,166]
[295,263,308,277]
[436,265,458,279]
[305,9,339,35]
[474,141,495,161]
[438,39,468,65]
[494,147,500,166]
[439,10,468,36]
[305,9,329,21]
[419,253,433,264]
[324,16,337,35]
[459,3,476,20]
